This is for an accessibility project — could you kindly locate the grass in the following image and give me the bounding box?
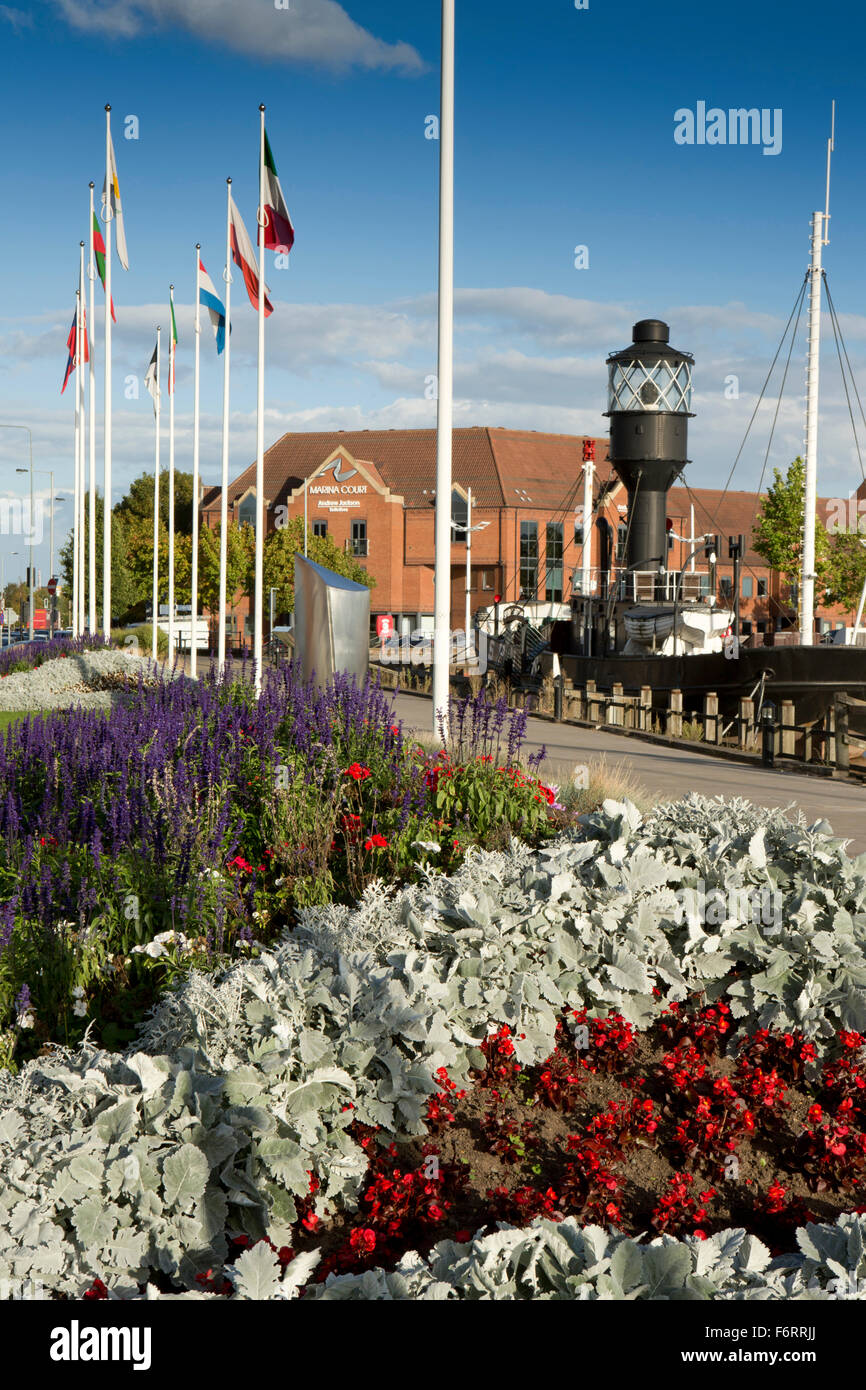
[0,710,30,733]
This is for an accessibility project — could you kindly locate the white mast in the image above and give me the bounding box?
[800,102,834,647]
[464,485,472,645]
[432,0,455,738]
[254,104,267,696]
[218,178,232,675]
[151,329,161,662]
[581,451,593,596]
[168,285,176,662]
[72,288,81,639]
[102,105,113,638]
[77,242,86,632]
[191,247,201,679]
[87,184,97,632]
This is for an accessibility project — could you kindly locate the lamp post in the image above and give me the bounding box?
[1,550,18,646]
[450,485,490,661]
[0,424,34,640]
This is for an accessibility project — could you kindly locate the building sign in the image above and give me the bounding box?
[376,614,394,639]
[309,484,368,496]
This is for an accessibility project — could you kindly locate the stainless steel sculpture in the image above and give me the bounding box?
[293,553,370,688]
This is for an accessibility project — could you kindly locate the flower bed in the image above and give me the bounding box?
[0,665,557,1068]
[1,795,866,1300]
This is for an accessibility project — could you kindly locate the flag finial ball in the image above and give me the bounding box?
[89,180,94,189]
[259,103,266,112]
[105,103,111,112]
[226,176,232,185]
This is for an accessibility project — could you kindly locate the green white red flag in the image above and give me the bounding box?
[92,212,116,321]
[261,129,294,254]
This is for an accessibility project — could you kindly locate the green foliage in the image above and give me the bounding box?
[263,516,376,618]
[58,496,136,623]
[824,528,866,614]
[752,456,830,595]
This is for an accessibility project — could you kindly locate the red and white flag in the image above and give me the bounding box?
[229,194,273,315]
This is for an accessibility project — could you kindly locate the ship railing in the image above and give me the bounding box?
[571,569,710,603]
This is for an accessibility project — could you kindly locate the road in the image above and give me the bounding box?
[390,690,866,853]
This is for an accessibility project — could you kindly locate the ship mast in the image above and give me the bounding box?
[799,101,834,646]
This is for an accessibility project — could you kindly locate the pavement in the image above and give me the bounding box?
[390,690,866,854]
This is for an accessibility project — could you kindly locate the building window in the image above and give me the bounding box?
[451,489,468,543]
[545,522,563,602]
[700,573,711,596]
[756,620,767,634]
[742,575,753,598]
[757,577,767,597]
[350,520,367,557]
[719,574,733,599]
[741,620,753,637]
[238,493,256,532]
[616,523,627,565]
[481,570,495,591]
[312,520,327,539]
[520,521,538,599]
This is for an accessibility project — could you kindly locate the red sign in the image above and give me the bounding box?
[376,615,394,639]
[33,608,48,630]
[47,577,58,596]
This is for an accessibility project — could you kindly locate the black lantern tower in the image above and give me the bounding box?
[605,319,694,580]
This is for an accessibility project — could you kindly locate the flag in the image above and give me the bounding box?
[261,129,294,254]
[61,305,89,395]
[102,127,129,270]
[92,212,116,321]
[144,341,159,414]
[229,194,273,315]
[168,290,178,395]
[199,258,227,353]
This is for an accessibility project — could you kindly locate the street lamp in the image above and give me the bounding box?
[0,551,19,646]
[0,424,34,640]
[450,485,490,658]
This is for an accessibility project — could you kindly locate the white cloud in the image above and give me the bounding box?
[51,0,425,72]
[0,5,34,30]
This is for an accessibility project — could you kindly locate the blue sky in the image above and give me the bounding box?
[1,0,864,582]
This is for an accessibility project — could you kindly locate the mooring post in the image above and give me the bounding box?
[669,688,683,739]
[835,694,850,772]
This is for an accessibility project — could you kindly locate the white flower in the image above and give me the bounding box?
[17,1010,35,1030]
[411,840,441,854]
[71,985,86,998]
[72,999,88,1017]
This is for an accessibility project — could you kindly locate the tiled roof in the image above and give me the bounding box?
[201,427,611,514]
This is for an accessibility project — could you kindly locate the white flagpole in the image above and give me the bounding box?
[218,178,232,675]
[191,247,201,679]
[103,105,113,638]
[77,241,86,631]
[152,328,161,662]
[254,104,267,696]
[168,285,176,663]
[72,289,81,639]
[88,183,97,632]
[432,0,455,738]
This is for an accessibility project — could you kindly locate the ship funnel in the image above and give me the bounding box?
[605,320,694,575]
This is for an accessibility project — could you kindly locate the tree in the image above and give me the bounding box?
[824,530,866,615]
[196,521,254,615]
[115,470,194,536]
[58,495,136,623]
[752,456,830,604]
[262,517,376,619]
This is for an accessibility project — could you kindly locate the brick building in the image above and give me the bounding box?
[200,427,859,643]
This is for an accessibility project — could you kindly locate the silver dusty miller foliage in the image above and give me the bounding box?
[2,793,866,1299]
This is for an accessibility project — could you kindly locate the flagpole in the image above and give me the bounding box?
[103,105,113,639]
[218,178,232,676]
[152,328,161,662]
[254,105,267,696]
[77,241,87,631]
[191,247,201,679]
[72,287,81,639]
[168,285,176,663]
[433,0,455,739]
[88,184,97,633]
